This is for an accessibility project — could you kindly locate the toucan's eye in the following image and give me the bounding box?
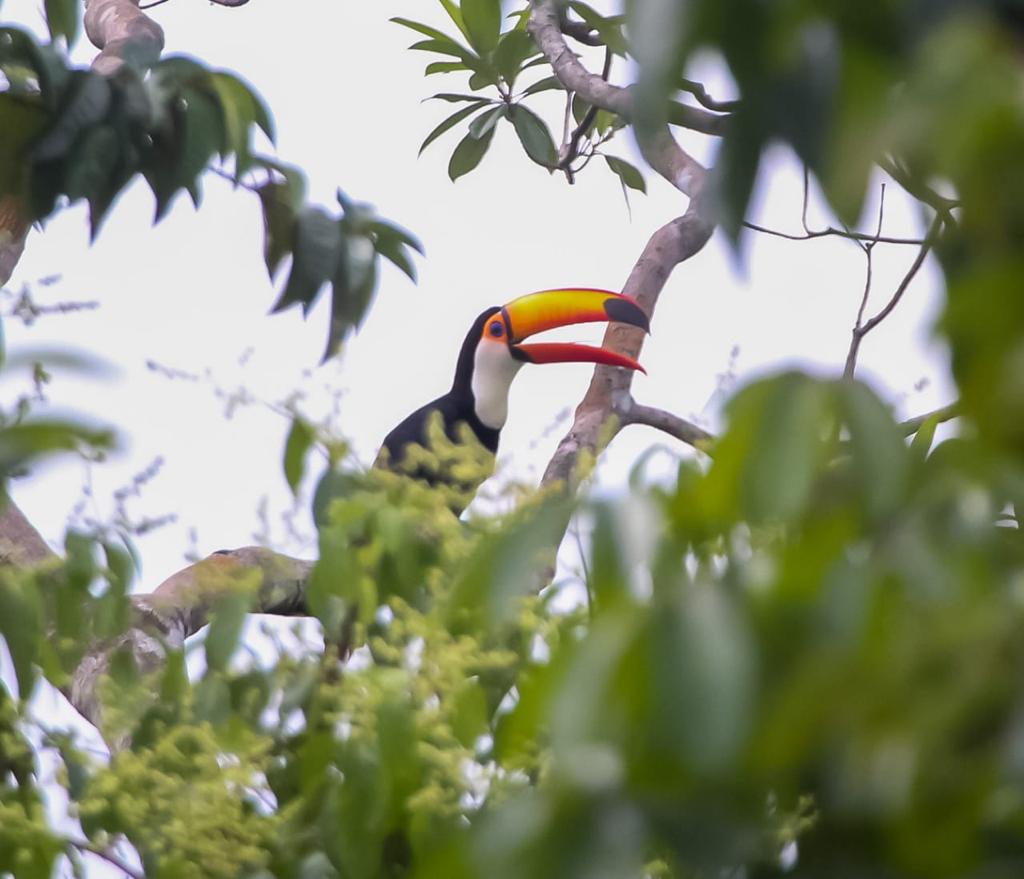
[489,320,504,338]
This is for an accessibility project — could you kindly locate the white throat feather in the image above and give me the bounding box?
[470,338,524,429]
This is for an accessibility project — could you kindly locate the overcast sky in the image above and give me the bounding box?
[1,2,952,871]
[3,0,950,585]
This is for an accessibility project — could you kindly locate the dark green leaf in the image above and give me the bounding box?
[468,104,506,139]
[367,218,424,255]
[271,207,341,313]
[258,181,297,278]
[32,71,111,162]
[447,124,496,181]
[510,104,557,168]
[428,92,493,104]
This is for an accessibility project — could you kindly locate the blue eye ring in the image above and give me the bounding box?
[489,320,504,338]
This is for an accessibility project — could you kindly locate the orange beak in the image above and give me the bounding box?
[501,288,649,373]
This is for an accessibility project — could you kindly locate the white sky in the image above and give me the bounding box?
[1,2,952,871]
[2,1,951,588]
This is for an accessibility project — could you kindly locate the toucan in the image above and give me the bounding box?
[375,287,649,511]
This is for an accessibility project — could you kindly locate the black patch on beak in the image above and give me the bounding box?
[603,297,650,333]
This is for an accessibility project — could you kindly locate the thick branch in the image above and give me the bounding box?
[69,546,312,733]
[529,0,715,489]
[541,205,714,489]
[83,0,164,75]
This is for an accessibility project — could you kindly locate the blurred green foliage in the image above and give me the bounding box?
[3,0,1024,877]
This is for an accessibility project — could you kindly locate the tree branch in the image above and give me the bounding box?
[844,213,942,378]
[68,546,312,734]
[527,0,727,139]
[743,220,927,247]
[622,399,715,450]
[557,9,603,46]
[540,205,714,489]
[528,0,715,490]
[83,0,165,75]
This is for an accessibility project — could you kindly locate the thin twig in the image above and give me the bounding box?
[843,184,887,378]
[743,221,925,246]
[677,78,739,113]
[861,214,941,336]
[138,0,171,8]
[842,212,940,378]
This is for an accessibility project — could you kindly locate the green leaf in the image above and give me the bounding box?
[425,60,467,76]
[510,104,557,168]
[604,155,647,193]
[447,124,496,181]
[44,0,78,47]
[836,380,909,520]
[284,417,315,495]
[520,75,563,97]
[319,232,378,362]
[0,95,48,200]
[452,678,488,747]
[468,104,506,139]
[0,572,40,697]
[0,419,114,478]
[374,235,418,282]
[461,0,501,54]
[408,37,477,64]
[366,218,424,255]
[494,30,538,86]
[391,16,463,44]
[204,591,249,673]
[258,181,297,278]
[209,72,265,172]
[427,92,493,104]
[438,0,473,43]
[32,71,111,162]
[61,123,119,230]
[909,413,940,462]
[271,207,341,313]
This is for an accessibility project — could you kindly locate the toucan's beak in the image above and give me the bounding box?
[501,288,649,373]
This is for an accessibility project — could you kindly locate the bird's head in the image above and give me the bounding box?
[455,287,650,429]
